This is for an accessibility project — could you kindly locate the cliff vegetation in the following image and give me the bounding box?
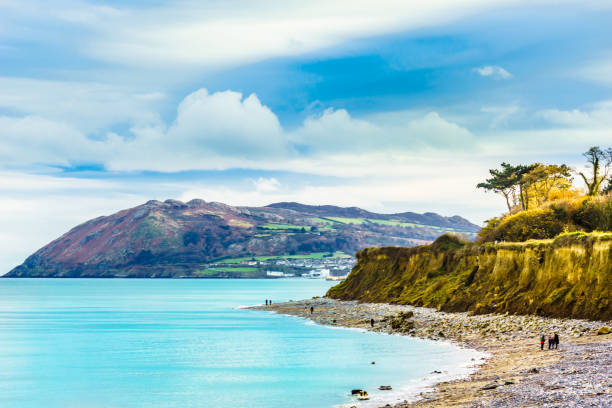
[327,233,612,320]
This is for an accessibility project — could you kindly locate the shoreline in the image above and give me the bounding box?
[250,298,612,407]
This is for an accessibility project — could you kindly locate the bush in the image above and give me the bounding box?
[572,196,612,232]
[483,208,565,242]
[431,233,470,250]
[478,195,612,243]
[477,217,501,243]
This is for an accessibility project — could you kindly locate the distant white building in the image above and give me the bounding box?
[266,271,284,277]
[304,268,330,279]
[266,271,295,278]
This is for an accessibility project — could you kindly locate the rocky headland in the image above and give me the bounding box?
[5,200,478,278]
[252,298,612,407]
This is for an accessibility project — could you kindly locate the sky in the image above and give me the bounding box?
[1,0,612,272]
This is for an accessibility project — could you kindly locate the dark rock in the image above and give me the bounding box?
[481,382,499,390]
[390,312,415,333]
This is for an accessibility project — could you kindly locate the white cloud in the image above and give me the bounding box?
[1,86,477,172]
[290,108,380,152]
[0,115,103,166]
[0,0,539,70]
[253,177,282,193]
[0,77,165,134]
[474,65,513,79]
[4,84,612,179]
[537,108,593,127]
[578,56,612,86]
[290,108,474,154]
[481,105,521,128]
[106,89,289,171]
[536,101,612,128]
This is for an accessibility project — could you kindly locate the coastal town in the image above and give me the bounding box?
[205,253,357,279]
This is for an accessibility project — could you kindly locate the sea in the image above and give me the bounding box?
[0,279,483,408]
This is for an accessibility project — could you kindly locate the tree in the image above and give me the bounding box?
[578,146,612,196]
[522,164,573,208]
[477,163,535,212]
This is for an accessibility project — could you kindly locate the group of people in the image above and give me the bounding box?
[540,333,560,350]
[264,299,273,306]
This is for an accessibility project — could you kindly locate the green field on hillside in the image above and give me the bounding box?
[260,223,311,231]
[311,217,335,225]
[368,219,422,228]
[325,217,366,224]
[215,251,351,264]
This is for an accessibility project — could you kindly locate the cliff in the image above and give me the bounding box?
[327,233,612,320]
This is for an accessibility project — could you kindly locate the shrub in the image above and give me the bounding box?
[571,196,612,232]
[477,217,501,243]
[485,208,565,242]
[431,233,470,250]
[479,195,612,243]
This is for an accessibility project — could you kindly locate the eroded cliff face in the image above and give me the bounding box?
[326,233,612,320]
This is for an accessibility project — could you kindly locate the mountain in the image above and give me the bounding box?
[5,199,479,278]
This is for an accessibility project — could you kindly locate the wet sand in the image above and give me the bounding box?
[250,298,612,407]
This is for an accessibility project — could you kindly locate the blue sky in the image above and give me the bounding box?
[1,0,612,271]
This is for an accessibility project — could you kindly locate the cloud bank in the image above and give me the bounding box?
[0,87,479,173]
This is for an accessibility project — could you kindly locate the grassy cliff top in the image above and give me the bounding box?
[328,232,612,321]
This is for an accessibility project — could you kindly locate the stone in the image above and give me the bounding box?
[481,382,499,390]
[597,326,610,335]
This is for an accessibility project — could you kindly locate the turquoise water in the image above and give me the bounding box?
[0,279,481,408]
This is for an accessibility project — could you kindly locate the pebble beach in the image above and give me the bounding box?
[251,298,612,407]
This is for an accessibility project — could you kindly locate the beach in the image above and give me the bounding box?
[251,298,612,407]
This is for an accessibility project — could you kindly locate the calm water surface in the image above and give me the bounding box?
[0,279,481,408]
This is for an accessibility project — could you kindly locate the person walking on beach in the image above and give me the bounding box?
[540,335,546,350]
[553,333,559,349]
[265,299,268,306]
[310,306,314,314]
[548,335,554,350]
[370,318,375,328]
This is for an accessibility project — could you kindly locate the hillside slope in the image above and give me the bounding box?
[5,199,479,278]
[327,233,612,320]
